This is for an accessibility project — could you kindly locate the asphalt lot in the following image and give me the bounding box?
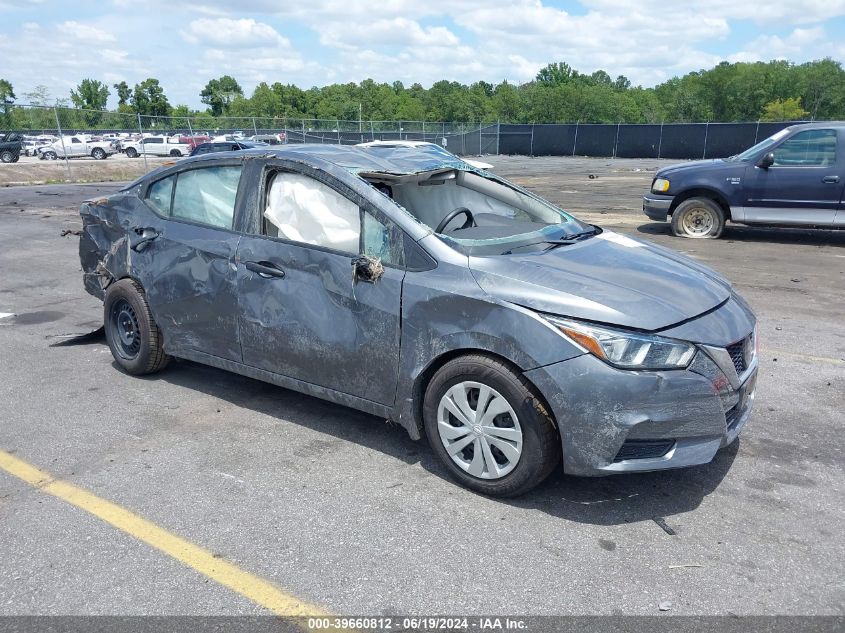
[0,156,843,617]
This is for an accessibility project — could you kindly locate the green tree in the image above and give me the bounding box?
[22,85,52,106]
[200,75,243,116]
[70,79,109,110]
[131,78,170,116]
[0,79,14,117]
[761,97,808,121]
[536,62,578,86]
[113,81,132,106]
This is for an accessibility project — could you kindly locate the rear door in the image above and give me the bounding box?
[133,160,245,360]
[743,128,842,226]
[235,160,405,406]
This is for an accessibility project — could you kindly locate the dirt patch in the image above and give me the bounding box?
[0,156,174,187]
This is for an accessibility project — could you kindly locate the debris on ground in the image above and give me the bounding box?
[658,602,673,611]
[653,517,677,535]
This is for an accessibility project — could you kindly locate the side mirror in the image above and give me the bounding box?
[758,152,775,169]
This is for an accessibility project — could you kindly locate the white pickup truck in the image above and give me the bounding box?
[38,136,117,160]
[123,136,191,158]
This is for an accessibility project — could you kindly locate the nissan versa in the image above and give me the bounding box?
[79,144,758,497]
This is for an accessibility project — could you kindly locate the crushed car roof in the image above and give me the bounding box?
[195,143,468,175]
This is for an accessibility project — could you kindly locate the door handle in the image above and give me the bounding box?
[244,260,286,279]
[130,227,160,252]
[822,175,840,184]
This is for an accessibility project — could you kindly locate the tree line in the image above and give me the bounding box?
[2,59,843,128]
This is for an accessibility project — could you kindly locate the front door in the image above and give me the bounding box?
[236,166,405,406]
[133,162,245,361]
[743,128,843,226]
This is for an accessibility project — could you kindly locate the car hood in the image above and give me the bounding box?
[657,158,738,178]
[468,231,731,332]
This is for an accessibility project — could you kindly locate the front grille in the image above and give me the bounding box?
[613,439,675,462]
[725,404,742,431]
[726,339,746,374]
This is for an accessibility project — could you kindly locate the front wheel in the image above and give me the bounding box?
[671,197,726,238]
[42,151,57,160]
[104,279,170,375]
[423,354,560,497]
[125,147,138,158]
[0,150,14,163]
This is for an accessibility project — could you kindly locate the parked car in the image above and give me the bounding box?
[38,135,116,160]
[357,140,494,170]
[175,135,212,151]
[643,122,845,237]
[79,144,757,497]
[123,136,191,158]
[189,141,267,156]
[0,132,22,163]
[249,133,286,145]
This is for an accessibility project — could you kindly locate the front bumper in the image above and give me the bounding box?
[524,349,757,476]
[643,194,673,221]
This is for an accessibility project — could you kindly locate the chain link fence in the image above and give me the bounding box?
[1,104,801,183]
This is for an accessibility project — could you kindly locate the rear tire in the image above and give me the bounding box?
[103,279,170,375]
[91,147,106,160]
[423,354,560,497]
[125,147,138,158]
[169,149,182,157]
[671,197,726,238]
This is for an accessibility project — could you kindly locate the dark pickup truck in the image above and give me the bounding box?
[0,132,22,163]
[643,122,845,237]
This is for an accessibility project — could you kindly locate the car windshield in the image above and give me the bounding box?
[730,128,791,161]
[364,169,592,256]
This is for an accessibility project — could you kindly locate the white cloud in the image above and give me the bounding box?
[181,17,288,48]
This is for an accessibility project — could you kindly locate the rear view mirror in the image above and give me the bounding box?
[759,152,775,169]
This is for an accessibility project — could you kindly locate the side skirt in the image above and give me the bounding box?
[178,349,395,421]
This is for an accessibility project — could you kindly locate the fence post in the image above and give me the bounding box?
[252,117,258,136]
[613,121,620,159]
[572,121,579,157]
[657,122,663,159]
[702,121,709,159]
[422,120,425,142]
[137,113,148,172]
[52,107,72,182]
[186,117,193,137]
[301,120,306,144]
[754,120,760,144]
[336,119,341,144]
[529,124,535,157]
[496,120,500,155]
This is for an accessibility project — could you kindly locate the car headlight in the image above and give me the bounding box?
[652,178,670,193]
[545,316,696,370]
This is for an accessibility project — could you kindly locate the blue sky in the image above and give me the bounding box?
[2,0,844,109]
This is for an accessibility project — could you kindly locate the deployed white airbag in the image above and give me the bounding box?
[264,172,360,252]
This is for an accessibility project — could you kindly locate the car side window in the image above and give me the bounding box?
[145,175,175,215]
[773,130,836,167]
[363,212,404,266]
[169,166,242,229]
[263,171,361,254]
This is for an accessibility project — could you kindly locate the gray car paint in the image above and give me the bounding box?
[79,144,757,476]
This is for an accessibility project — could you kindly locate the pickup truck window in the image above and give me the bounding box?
[773,129,836,167]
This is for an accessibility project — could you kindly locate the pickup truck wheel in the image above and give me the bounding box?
[43,151,57,160]
[0,150,14,163]
[671,197,725,239]
[125,147,138,158]
[423,354,560,497]
[169,149,182,157]
[91,147,106,160]
[104,279,170,375]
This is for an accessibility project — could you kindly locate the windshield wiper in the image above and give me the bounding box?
[502,227,600,255]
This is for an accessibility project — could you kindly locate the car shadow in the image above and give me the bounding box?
[143,358,738,527]
[637,221,845,246]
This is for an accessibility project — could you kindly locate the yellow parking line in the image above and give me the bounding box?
[763,348,845,366]
[0,449,326,617]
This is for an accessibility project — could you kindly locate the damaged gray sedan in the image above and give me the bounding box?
[79,144,758,497]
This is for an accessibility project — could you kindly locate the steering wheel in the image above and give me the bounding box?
[435,207,475,234]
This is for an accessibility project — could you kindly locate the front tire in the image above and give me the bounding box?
[0,150,14,163]
[104,279,170,375]
[125,147,138,158]
[423,354,560,497]
[671,197,726,238]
